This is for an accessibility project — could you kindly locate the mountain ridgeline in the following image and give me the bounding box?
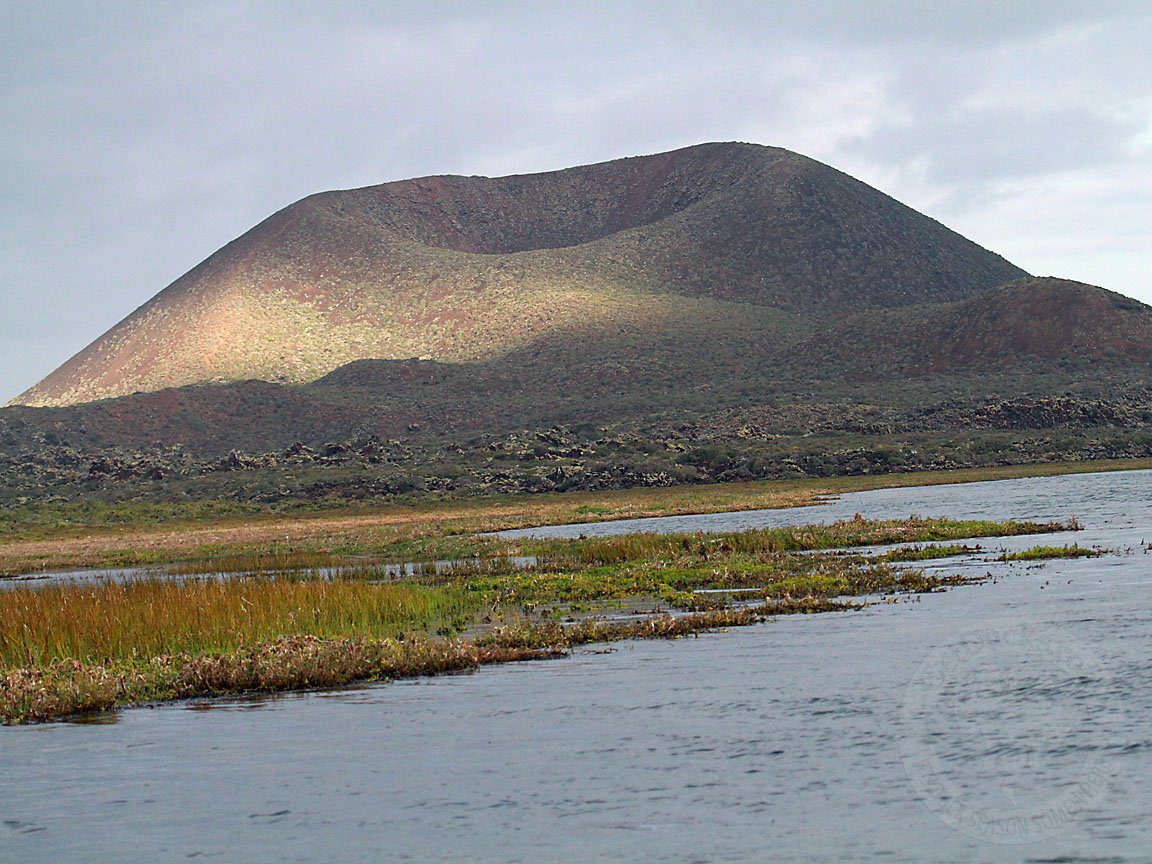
[3,142,1151,504]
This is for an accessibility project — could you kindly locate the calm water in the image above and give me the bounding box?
[0,557,540,591]
[3,469,1151,862]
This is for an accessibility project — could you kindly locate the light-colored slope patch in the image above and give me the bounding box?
[13,272,767,406]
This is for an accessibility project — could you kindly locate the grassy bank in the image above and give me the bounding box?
[0,635,563,725]
[0,516,1078,723]
[0,456,1135,577]
[0,578,478,668]
[3,604,843,725]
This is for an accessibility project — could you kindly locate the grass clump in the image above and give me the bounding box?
[999,544,1106,562]
[882,543,984,562]
[478,598,865,652]
[466,554,972,615]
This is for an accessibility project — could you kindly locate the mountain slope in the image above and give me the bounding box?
[12,141,1025,407]
[4,277,1150,460]
[790,278,1152,379]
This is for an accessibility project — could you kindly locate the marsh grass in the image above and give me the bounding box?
[165,550,363,576]
[155,517,1053,583]
[525,517,1074,569]
[480,599,863,651]
[160,537,512,578]
[882,543,984,562]
[0,513,1075,723]
[999,544,1106,561]
[463,553,974,615]
[0,636,562,725]
[0,577,479,667]
[2,516,1057,669]
[0,605,808,724]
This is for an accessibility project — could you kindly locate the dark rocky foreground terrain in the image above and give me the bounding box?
[4,388,1151,511]
[3,142,1150,509]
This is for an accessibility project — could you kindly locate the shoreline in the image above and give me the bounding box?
[1,604,827,725]
[1,516,1077,724]
[1,457,1148,577]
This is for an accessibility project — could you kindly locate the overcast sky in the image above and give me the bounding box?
[2,1,1150,403]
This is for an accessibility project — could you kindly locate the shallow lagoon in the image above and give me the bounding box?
[3,469,1150,862]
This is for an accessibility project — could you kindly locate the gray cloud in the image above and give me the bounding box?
[2,1,1151,401]
[863,106,1141,184]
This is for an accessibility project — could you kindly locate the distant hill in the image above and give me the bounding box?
[11,141,1024,408]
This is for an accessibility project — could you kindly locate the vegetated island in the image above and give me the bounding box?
[1,511,1081,724]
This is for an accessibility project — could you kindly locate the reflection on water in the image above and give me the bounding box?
[2,469,1152,862]
[1,556,539,591]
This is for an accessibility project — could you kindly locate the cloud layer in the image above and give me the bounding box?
[2,1,1150,401]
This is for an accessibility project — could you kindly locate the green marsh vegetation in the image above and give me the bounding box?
[0,515,1080,723]
[518,516,1065,569]
[999,544,1106,561]
[0,457,1120,577]
[0,578,479,668]
[881,543,984,562]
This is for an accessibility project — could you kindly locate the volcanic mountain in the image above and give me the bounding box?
[12,141,1028,408]
[790,277,1152,379]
